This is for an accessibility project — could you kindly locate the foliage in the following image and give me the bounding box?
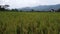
[11,9,18,11]
[57,9,60,12]
[0,5,9,11]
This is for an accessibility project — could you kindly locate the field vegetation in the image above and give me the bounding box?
[0,11,60,34]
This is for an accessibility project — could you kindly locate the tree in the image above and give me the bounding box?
[31,9,34,11]
[0,5,5,11]
[51,9,55,12]
[20,10,22,12]
[0,5,9,11]
[57,9,60,12]
[11,9,18,11]
[14,9,18,11]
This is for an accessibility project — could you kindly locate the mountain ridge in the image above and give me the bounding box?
[18,4,60,11]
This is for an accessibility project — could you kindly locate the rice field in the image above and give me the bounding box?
[0,11,60,34]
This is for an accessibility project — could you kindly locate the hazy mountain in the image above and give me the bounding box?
[18,4,60,11]
[18,7,32,11]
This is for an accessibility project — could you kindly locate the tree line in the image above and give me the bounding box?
[0,5,60,12]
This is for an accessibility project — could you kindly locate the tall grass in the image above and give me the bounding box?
[0,12,60,34]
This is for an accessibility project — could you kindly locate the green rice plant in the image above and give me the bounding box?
[0,20,7,34]
[0,11,60,34]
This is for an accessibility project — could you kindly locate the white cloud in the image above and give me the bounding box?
[0,0,60,8]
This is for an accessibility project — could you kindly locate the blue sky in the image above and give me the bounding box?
[0,0,60,9]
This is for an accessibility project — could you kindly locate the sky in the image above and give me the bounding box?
[0,0,60,9]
